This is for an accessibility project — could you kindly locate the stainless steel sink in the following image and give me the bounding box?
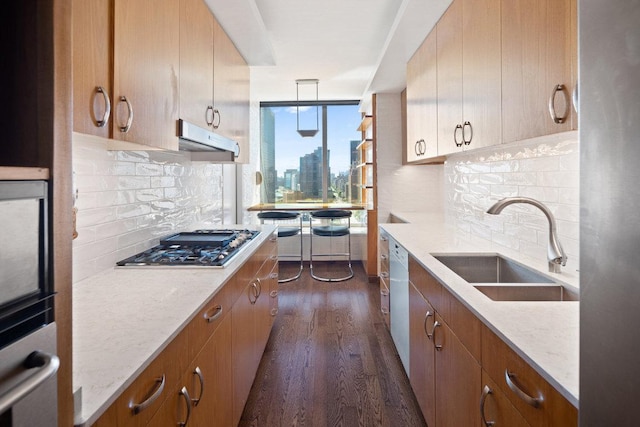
[432,253,579,302]
[433,254,554,284]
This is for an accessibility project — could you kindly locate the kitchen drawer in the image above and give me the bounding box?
[441,286,481,361]
[480,371,530,427]
[110,329,189,427]
[380,278,390,329]
[187,282,232,362]
[481,325,577,426]
[409,256,445,315]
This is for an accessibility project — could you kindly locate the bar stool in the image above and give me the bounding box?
[257,211,303,283]
[309,209,353,282]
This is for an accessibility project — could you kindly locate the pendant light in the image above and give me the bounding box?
[296,79,319,138]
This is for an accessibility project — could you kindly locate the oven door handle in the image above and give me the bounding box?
[0,350,60,414]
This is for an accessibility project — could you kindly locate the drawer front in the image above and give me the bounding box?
[442,287,481,361]
[188,283,232,361]
[481,326,577,426]
[409,256,445,314]
[480,371,530,427]
[114,329,189,426]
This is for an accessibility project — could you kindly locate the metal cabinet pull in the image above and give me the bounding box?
[424,311,434,339]
[380,289,389,297]
[206,105,214,126]
[0,351,60,415]
[381,236,388,242]
[178,386,192,427]
[380,271,389,279]
[480,385,495,426]
[256,277,262,297]
[191,367,204,406]
[212,108,221,129]
[130,375,165,415]
[93,86,111,128]
[462,121,473,145]
[504,369,543,408]
[270,308,279,316]
[381,254,387,261]
[572,82,579,114]
[381,307,389,315]
[548,84,569,124]
[248,283,258,304]
[433,320,442,351]
[415,139,426,156]
[270,289,278,298]
[454,124,463,147]
[203,304,223,323]
[117,95,134,133]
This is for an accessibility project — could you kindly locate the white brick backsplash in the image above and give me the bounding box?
[72,133,225,282]
[445,131,580,269]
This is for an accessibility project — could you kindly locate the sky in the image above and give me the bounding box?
[269,104,361,177]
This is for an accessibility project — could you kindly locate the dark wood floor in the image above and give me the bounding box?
[239,261,427,427]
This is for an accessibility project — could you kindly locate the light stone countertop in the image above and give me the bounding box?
[72,225,276,427]
[380,213,579,408]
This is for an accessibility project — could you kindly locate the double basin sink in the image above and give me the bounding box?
[432,253,579,302]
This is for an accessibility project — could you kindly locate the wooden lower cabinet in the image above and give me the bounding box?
[149,313,233,427]
[434,311,482,427]
[405,256,576,427]
[409,282,436,427]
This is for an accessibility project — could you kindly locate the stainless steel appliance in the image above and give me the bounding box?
[580,1,640,424]
[389,238,410,376]
[116,229,260,267]
[0,180,58,426]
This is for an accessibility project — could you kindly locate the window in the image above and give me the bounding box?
[259,101,365,223]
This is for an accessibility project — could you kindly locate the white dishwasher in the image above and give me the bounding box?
[389,238,410,376]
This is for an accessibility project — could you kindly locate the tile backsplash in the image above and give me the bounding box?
[444,131,580,272]
[72,133,225,282]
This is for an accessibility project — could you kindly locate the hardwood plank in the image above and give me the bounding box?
[239,262,426,427]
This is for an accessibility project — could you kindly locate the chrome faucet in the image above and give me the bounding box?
[486,197,567,273]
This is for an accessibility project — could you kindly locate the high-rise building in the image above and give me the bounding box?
[299,147,322,199]
[260,108,276,202]
[283,169,299,191]
[349,139,360,203]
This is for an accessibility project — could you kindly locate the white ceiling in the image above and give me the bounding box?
[205,0,452,109]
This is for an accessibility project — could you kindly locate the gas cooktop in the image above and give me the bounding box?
[116,229,260,267]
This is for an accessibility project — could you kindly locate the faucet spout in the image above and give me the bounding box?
[486,197,567,273]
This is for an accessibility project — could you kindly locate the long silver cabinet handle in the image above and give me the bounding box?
[206,105,214,126]
[212,108,221,129]
[93,86,111,128]
[462,121,473,145]
[548,84,569,124]
[0,351,60,414]
[424,310,434,339]
[191,367,204,406]
[130,375,165,415]
[480,385,495,426]
[178,386,192,427]
[433,320,442,351]
[380,271,389,279]
[248,283,258,304]
[255,277,263,297]
[117,95,134,132]
[504,369,543,408]
[454,124,463,147]
[203,304,223,323]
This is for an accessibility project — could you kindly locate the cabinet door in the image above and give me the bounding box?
[72,0,112,138]
[436,0,464,156]
[434,312,482,427]
[406,30,438,163]
[113,0,180,149]
[501,0,573,143]
[409,283,436,427]
[213,17,250,163]
[462,0,502,150]
[480,371,530,427]
[179,0,214,130]
[231,279,258,425]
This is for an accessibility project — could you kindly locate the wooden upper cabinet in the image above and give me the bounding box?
[436,0,463,156]
[179,0,214,131]
[461,0,501,150]
[72,0,113,138]
[406,30,438,163]
[112,0,180,150]
[501,0,574,143]
[213,17,250,163]
[437,0,501,155]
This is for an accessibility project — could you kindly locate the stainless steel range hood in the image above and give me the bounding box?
[177,119,240,162]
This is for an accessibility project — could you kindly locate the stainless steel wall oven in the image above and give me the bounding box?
[0,180,58,427]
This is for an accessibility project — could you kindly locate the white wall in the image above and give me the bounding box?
[72,133,228,282]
